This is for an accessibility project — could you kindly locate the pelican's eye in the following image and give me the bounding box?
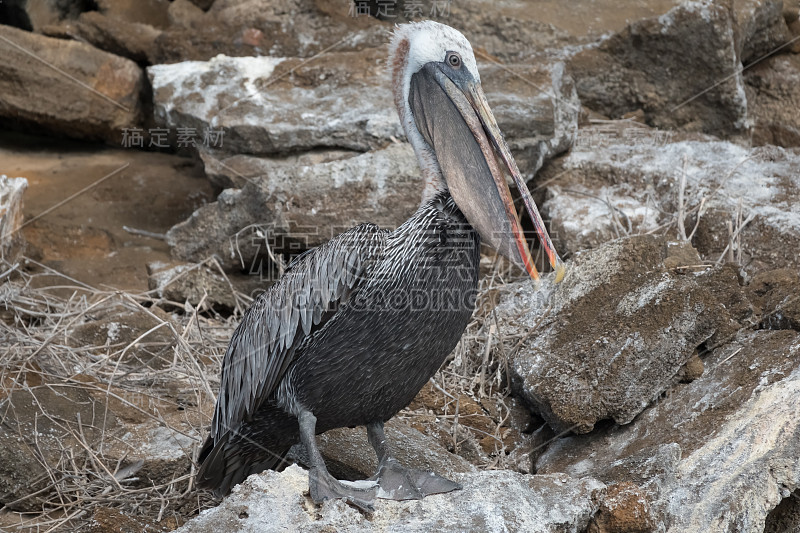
[446,52,462,68]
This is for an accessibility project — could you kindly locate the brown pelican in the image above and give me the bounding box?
[196,21,564,511]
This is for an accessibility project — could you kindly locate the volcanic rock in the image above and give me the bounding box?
[175,464,605,533]
[0,25,144,142]
[495,235,727,433]
[537,329,800,533]
[568,1,748,136]
[542,125,800,274]
[148,47,577,163]
[745,53,800,148]
[42,11,162,65]
[147,260,237,311]
[166,143,421,269]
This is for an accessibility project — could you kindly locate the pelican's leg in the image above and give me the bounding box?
[366,420,462,500]
[298,410,377,512]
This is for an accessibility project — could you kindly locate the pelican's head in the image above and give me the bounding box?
[388,21,564,282]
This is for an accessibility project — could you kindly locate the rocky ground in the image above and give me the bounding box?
[0,0,799,532]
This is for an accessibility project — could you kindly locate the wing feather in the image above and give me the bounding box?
[210,223,385,440]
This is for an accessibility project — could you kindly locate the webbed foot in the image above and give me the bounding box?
[308,466,378,513]
[372,459,462,501]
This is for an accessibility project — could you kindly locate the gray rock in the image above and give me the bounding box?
[147,260,237,310]
[199,148,358,190]
[148,47,577,163]
[496,235,725,433]
[537,329,800,533]
[746,53,800,148]
[0,175,27,260]
[732,0,791,64]
[314,419,477,481]
[166,143,422,268]
[176,464,605,533]
[0,25,144,142]
[42,11,163,65]
[542,125,800,273]
[149,0,390,64]
[568,0,749,137]
[147,49,401,155]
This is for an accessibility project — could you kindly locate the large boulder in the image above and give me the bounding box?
[542,125,800,274]
[567,0,790,138]
[0,24,144,142]
[537,328,800,533]
[176,464,605,533]
[148,50,400,155]
[495,235,731,434]
[166,143,421,269]
[148,47,577,163]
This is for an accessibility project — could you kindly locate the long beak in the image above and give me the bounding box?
[410,64,565,282]
[457,82,565,282]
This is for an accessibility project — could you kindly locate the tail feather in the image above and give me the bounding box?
[196,431,292,497]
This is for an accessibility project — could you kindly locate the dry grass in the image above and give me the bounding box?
[0,253,526,530]
[0,257,241,531]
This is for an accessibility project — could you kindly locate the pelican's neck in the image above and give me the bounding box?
[413,142,447,204]
[389,35,447,205]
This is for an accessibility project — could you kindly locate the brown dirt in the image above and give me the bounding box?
[88,506,180,532]
[587,481,655,533]
[0,131,214,291]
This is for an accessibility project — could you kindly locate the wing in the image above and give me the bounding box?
[209,223,386,441]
